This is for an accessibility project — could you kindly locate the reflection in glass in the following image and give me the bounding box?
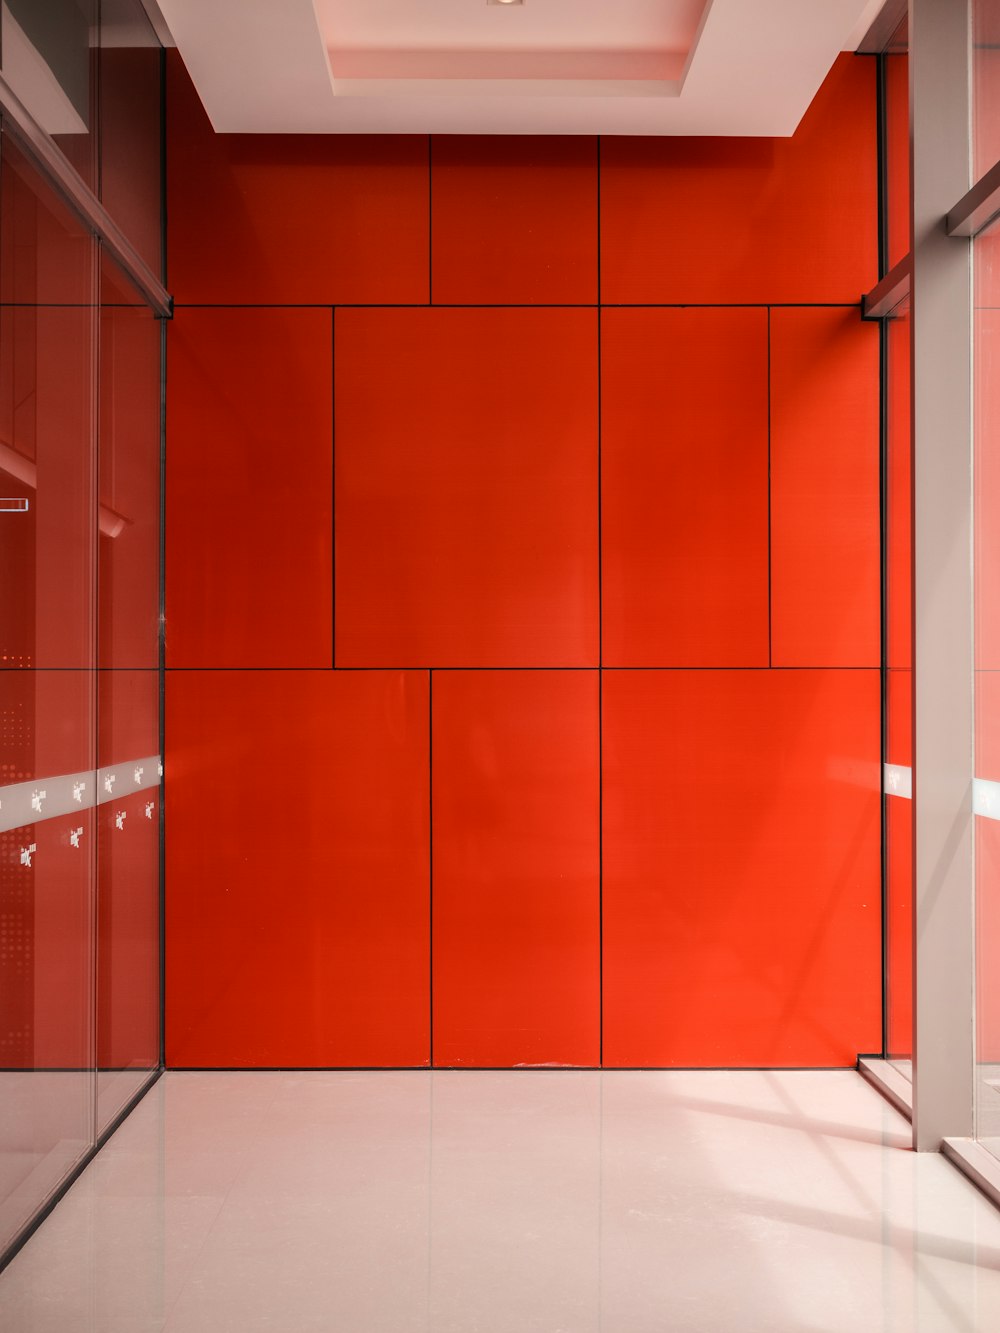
[884,303,912,1079]
[975,221,1000,1159]
[0,137,98,1257]
[884,25,909,273]
[96,255,161,1134]
[99,0,164,278]
[974,0,1000,185]
[0,47,163,1251]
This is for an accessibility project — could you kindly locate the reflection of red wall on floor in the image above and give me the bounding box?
[164,51,882,1069]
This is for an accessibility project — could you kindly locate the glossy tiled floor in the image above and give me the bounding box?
[2,1069,1000,1331]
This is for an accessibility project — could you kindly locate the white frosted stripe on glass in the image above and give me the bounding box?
[973,777,1000,821]
[0,755,161,834]
[883,763,912,799]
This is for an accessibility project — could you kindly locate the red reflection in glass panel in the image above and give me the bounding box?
[99,261,160,671]
[974,0,1000,183]
[100,28,162,278]
[885,52,910,272]
[97,788,159,1131]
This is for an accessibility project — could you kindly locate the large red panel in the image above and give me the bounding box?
[770,308,880,667]
[166,308,332,668]
[335,309,599,667]
[166,53,428,304]
[431,136,597,304]
[600,55,878,304]
[165,670,430,1067]
[432,670,599,1066]
[602,669,881,1067]
[602,308,769,666]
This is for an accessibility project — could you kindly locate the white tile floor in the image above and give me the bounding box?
[2,1069,1000,1331]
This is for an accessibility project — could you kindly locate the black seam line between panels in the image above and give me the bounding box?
[428,136,434,304]
[155,665,882,673]
[428,668,434,1069]
[876,50,890,1059]
[597,133,604,1068]
[164,302,868,311]
[163,1064,859,1073]
[773,306,778,671]
[337,306,341,671]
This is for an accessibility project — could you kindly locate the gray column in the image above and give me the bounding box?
[910,0,974,1151]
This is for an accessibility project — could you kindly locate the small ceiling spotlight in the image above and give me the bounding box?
[487,0,524,6]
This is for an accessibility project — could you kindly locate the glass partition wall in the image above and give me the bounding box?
[0,0,164,1266]
[973,0,1000,1174]
[880,14,913,1082]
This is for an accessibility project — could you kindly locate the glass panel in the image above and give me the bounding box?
[96,253,160,1134]
[0,0,99,192]
[975,219,1000,1157]
[884,303,912,1078]
[99,0,163,279]
[0,133,97,1254]
[974,0,1000,185]
[884,20,910,272]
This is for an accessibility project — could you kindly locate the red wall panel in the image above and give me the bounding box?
[166,308,332,668]
[601,308,769,666]
[162,55,882,1070]
[432,671,600,1066]
[600,54,877,305]
[431,136,597,304]
[165,670,430,1067]
[770,307,880,667]
[335,308,598,668]
[166,53,428,305]
[602,669,881,1067]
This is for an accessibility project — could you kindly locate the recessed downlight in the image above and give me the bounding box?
[487,0,524,6]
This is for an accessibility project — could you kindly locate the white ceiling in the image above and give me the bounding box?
[155,0,888,136]
[316,0,706,54]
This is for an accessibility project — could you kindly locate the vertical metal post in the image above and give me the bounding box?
[910,0,974,1151]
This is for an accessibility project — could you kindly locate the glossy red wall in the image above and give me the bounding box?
[165,51,881,1068]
